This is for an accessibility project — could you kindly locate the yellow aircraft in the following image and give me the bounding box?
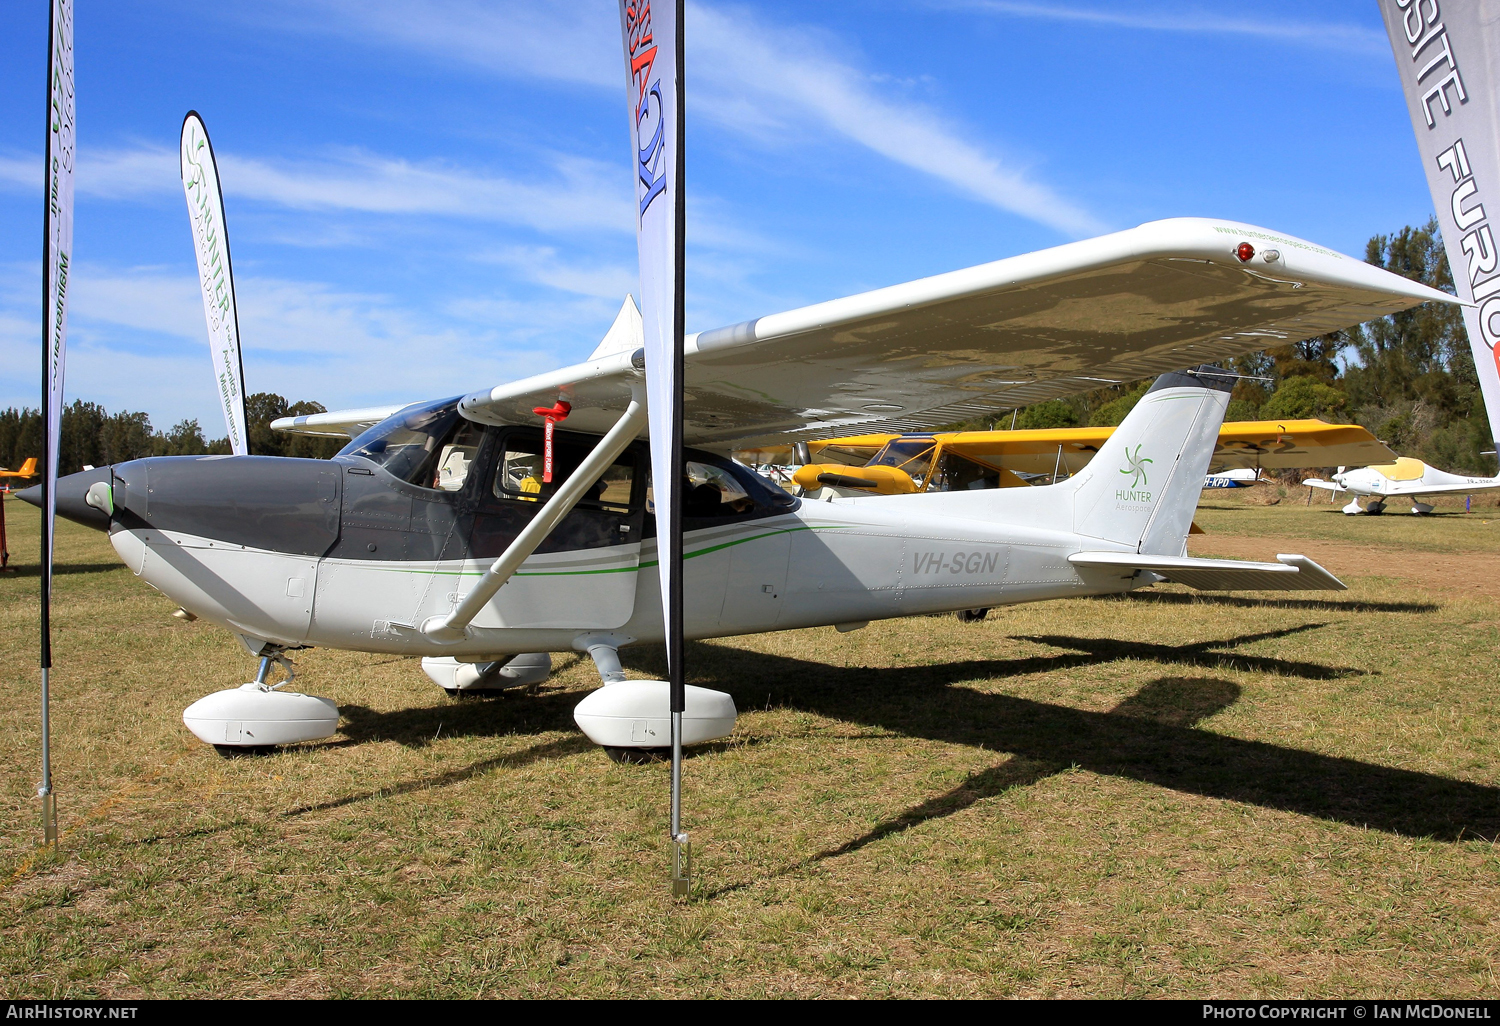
[757,421,1393,496]
[0,458,38,569]
[0,457,39,489]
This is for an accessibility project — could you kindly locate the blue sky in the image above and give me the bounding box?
[0,1,1438,434]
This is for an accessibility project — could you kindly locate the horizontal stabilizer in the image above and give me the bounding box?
[1069,551,1346,591]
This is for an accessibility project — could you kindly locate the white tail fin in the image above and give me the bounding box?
[588,296,644,360]
[1070,367,1232,555]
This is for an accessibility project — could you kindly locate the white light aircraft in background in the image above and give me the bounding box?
[1304,458,1500,514]
[22,219,1452,759]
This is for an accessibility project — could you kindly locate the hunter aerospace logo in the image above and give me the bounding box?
[1117,444,1153,504]
[624,1,667,221]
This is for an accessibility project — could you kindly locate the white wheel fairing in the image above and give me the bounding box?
[183,684,339,747]
[573,680,736,748]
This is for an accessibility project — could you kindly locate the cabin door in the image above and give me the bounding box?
[466,427,644,630]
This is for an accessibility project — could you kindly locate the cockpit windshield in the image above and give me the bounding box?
[338,397,467,487]
[867,439,937,488]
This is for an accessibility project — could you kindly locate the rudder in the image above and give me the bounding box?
[1070,366,1232,555]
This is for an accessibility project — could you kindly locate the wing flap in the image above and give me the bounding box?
[1070,551,1346,591]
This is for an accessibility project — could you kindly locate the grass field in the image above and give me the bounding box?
[3,489,1500,998]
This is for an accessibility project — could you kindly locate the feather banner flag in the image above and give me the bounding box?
[618,0,684,690]
[619,0,690,879]
[1380,1,1500,441]
[39,0,75,843]
[180,112,249,456]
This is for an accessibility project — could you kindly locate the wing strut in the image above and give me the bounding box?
[420,390,647,643]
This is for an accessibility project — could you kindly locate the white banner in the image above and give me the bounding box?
[618,0,681,652]
[180,111,249,456]
[42,0,75,652]
[1380,1,1500,442]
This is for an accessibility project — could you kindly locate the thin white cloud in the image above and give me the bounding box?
[0,154,38,192]
[281,0,1102,236]
[479,246,637,300]
[0,261,617,426]
[222,149,632,234]
[296,0,620,89]
[953,1,1388,53]
[0,143,633,236]
[690,4,1102,236]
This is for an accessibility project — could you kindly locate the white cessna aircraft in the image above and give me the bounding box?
[1304,457,1500,514]
[26,218,1451,758]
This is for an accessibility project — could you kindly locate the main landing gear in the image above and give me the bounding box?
[570,635,737,764]
[182,643,339,756]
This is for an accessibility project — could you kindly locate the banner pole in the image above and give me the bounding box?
[668,0,689,897]
[39,0,57,848]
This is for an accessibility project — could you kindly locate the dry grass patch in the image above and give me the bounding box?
[2,494,1500,997]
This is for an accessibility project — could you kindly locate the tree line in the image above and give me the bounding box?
[0,393,344,477]
[955,218,1496,475]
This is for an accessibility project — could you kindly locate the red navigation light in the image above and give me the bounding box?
[1235,242,1255,262]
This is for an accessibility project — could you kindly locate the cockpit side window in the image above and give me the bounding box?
[492,430,638,513]
[643,450,797,534]
[868,439,937,489]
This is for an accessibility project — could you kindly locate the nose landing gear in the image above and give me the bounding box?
[182,646,339,755]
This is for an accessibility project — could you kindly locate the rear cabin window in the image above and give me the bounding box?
[930,451,1001,491]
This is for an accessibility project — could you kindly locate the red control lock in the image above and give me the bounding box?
[532,401,572,483]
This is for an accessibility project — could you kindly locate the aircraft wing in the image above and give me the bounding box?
[287,217,1451,450]
[1302,478,1342,492]
[457,218,1449,448]
[763,419,1394,478]
[271,404,410,439]
[1070,551,1346,591]
[1207,421,1395,472]
[935,420,1394,476]
[1379,480,1500,497]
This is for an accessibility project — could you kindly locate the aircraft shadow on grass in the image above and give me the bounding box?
[2,562,122,578]
[1112,591,1440,615]
[671,630,1500,847]
[162,621,1497,852]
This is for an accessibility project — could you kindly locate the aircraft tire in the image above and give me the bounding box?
[213,744,276,758]
[603,745,669,765]
[956,608,990,622]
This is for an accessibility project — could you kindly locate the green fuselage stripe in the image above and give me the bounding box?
[349,523,852,579]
